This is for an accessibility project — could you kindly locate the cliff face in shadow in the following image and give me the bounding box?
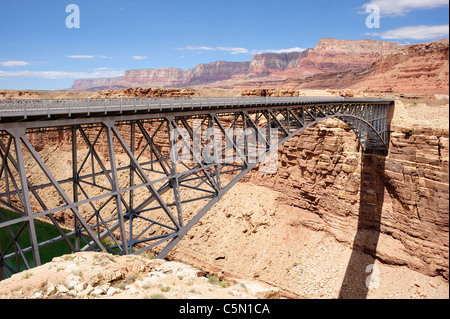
[338,153,385,299]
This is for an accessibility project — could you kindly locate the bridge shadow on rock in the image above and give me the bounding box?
[338,151,387,299]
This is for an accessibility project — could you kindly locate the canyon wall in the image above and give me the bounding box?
[239,120,449,280]
[247,51,309,77]
[243,40,449,94]
[278,38,403,80]
[351,39,450,94]
[71,62,251,91]
[168,117,448,298]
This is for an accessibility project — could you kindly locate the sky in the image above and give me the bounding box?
[0,0,448,90]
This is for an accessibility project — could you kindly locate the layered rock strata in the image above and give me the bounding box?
[71,62,250,91]
[242,119,449,280]
[70,38,403,91]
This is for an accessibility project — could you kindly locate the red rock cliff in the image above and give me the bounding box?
[243,119,449,280]
[352,39,450,94]
[247,51,309,77]
[70,38,404,91]
[71,62,250,91]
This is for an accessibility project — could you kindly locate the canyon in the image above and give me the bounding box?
[0,88,448,299]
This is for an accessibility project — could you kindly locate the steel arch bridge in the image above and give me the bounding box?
[0,96,394,279]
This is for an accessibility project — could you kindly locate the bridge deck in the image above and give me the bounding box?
[0,97,394,124]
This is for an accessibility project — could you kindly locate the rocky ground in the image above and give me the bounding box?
[0,252,281,299]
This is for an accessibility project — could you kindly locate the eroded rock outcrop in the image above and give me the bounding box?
[247,52,309,77]
[0,252,280,299]
[250,39,449,95]
[240,88,301,97]
[70,62,250,91]
[287,38,403,78]
[352,39,450,94]
[243,119,449,280]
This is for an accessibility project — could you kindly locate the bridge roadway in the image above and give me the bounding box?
[0,96,394,279]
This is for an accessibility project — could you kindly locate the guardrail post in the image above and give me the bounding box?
[22,102,27,119]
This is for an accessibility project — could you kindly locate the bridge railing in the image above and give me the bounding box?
[0,97,325,117]
[0,96,393,120]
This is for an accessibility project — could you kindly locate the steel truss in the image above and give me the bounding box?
[0,98,393,279]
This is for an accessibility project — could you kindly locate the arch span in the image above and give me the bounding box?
[0,97,394,278]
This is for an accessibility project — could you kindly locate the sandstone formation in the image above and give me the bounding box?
[0,252,281,299]
[171,112,448,299]
[351,39,450,94]
[273,38,403,80]
[70,38,404,91]
[91,87,198,99]
[240,39,449,95]
[67,38,448,95]
[242,120,449,280]
[71,62,250,91]
[246,51,309,77]
[184,61,250,85]
[240,88,301,97]
[0,88,243,100]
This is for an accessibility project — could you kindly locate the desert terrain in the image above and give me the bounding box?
[0,86,448,299]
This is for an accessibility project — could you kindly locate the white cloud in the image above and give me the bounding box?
[363,0,449,16]
[177,46,305,55]
[179,46,216,51]
[251,47,306,54]
[0,61,31,67]
[67,55,111,59]
[367,25,449,40]
[131,56,148,60]
[0,69,125,79]
[67,55,95,59]
[178,46,249,54]
[216,47,250,54]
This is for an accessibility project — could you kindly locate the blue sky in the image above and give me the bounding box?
[0,0,448,90]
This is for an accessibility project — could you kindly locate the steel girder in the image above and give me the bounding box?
[0,99,393,279]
